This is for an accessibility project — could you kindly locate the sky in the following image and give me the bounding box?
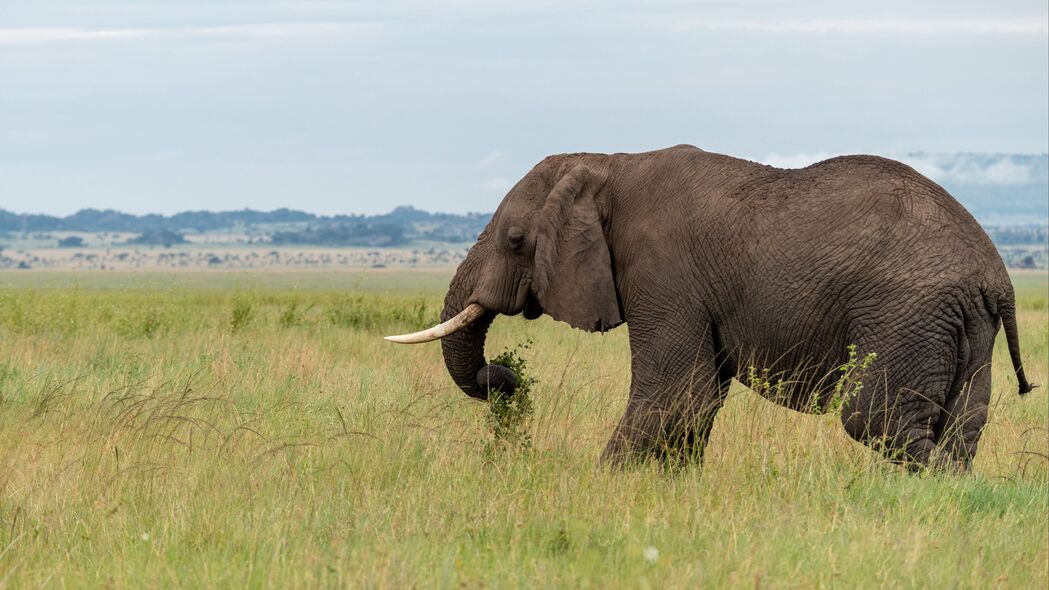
[1,1,1047,216]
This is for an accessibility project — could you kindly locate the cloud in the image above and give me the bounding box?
[897,153,1041,185]
[762,152,1045,185]
[665,17,1049,36]
[0,28,149,44]
[0,22,382,45]
[478,177,512,192]
[479,151,507,166]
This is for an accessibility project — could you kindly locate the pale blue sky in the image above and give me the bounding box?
[2,1,1046,215]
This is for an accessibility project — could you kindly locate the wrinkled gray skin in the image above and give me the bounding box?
[441,145,1035,469]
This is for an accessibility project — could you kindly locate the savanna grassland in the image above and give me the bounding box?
[0,270,1045,588]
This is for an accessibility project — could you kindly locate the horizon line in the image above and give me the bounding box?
[1,205,495,219]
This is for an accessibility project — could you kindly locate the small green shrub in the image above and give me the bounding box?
[326,296,367,328]
[230,297,254,332]
[114,306,164,339]
[278,301,308,328]
[326,295,431,332]
[486,340,536,449]
[746,365,787,401]
[823,344,877,415]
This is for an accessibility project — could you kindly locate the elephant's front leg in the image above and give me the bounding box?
[601,318,731,467]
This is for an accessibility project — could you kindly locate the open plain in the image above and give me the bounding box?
[0,269,1045,588]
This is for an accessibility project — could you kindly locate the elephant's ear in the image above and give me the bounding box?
[534,164,623,332]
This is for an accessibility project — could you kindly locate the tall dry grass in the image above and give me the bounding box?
[0,271,1045,588]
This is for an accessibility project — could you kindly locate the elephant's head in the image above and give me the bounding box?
[386,158,623,399]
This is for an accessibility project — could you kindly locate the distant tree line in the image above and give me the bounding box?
[0,207,316,233]
[57,236,85,248]
[984,225,1048,246]
[1,206,491,247]
[271,223,407,247]
[0,205,489,236]
[125,229,188,247]
[5,205,1045,250]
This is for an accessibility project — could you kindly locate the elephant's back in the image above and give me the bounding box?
[729,154,1002,272]
[738,154,976,226]
[719,154,1011,324]
[794,155,980,231]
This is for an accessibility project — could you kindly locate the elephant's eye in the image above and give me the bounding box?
[507,227,526,253]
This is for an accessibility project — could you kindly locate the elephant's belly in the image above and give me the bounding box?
[720,291,857,413]
[730,337,849,414]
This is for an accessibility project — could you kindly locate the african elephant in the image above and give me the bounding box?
[388,145,1035,469]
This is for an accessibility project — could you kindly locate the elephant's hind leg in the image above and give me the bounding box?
[840,331,957,468]
[933,320,995,471]
[933,362,991,471]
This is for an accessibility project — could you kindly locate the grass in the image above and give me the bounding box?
[0,270,1045,588]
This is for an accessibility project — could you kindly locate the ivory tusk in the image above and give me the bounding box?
[384,303,486,344]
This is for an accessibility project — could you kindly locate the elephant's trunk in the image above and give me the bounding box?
[440,278,495,400]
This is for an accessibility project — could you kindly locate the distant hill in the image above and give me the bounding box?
[0,207,367,233]
[0,205,491,246]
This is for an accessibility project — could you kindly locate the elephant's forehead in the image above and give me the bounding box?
[495,176,547,217]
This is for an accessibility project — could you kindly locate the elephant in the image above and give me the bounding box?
[387,145,1036,470]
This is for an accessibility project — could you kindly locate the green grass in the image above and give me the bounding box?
[0,270,1045,588]
[0,268,454,293]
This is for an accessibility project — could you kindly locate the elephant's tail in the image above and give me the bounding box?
[999,296,1036,396]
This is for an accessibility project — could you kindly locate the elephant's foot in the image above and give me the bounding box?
[864,428,970,472]
[600,412,713,470]
[600,437,672,469]
[600,436,707,470]
[600,418,665,468]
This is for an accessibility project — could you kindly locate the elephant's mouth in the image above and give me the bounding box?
[522,291,544,320]
[383,282,542,401]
